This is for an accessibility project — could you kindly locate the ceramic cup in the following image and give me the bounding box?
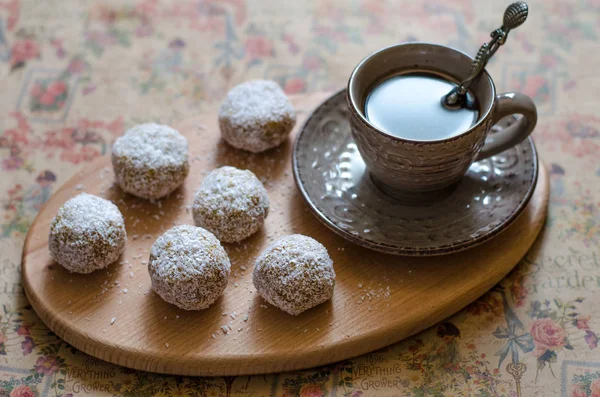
[347,42,537,202]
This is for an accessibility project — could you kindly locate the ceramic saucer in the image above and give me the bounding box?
[292,90,539,256]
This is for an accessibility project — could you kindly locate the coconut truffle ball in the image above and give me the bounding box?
[112,123,189,200]
[219,80,296,153]
[49,193,127,274]
[253,234,335,315]
[148,225,230,310]
[192,166,269,243]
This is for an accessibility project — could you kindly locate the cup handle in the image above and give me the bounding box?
[476,92,537,160]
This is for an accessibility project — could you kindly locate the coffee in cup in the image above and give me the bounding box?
[364,71,479,141]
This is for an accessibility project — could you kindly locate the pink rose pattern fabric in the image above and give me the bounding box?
[9,385,35,397]
[531,318,567,357]
[0,0,599,395]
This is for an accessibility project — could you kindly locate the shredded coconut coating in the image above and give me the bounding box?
[219,80,296,153]
[148,225,231,310]
[49,193,127,274]
[112,123,189,200]
[192,166,270,243]
[253,234,335,315]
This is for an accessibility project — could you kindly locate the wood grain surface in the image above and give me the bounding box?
[21,92,549,376]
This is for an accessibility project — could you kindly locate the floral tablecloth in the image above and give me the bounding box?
[0,0,598,396]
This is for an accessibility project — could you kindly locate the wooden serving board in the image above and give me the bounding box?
[22,92,549,376]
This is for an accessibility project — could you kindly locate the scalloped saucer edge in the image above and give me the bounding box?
[292,89,539,256]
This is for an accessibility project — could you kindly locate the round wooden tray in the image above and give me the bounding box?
[21,92,549,376]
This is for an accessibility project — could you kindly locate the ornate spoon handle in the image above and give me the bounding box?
[442,1,529,110]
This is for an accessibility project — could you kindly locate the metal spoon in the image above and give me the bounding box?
[442,1,529,110]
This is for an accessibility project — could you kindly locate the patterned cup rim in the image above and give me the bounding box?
[347,42,497,144]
